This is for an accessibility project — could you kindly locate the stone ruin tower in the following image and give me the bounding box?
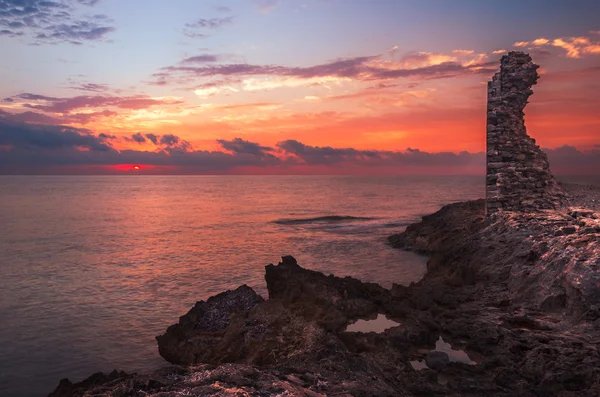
[486,51,565,215]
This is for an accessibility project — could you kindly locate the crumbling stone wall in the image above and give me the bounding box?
[486,51,566,214]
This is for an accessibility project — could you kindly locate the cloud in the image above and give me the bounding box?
[0,117,112,151]
[276,140,483,167]
[0,29,24,37]
[70,83,110,92]
[35,22,115,42]
[452,49,475,55]
[254,0,280,13]
[145,133,158,144]
[77,0,102,5]
[159,134,179,146]
[129,132,146,143]
[181,54,220,64]
[3,93,183,114]
[0,0,114,44]
[513,34,600,58]
[152,53,496,89]
[544,145,600,173]
[186,17,233,29]
[0,108,116,125]
[214,6,231,13]
[184,16,233,38]
[217,137,276,157]
[213,102,281,111]
[194,81,240,97]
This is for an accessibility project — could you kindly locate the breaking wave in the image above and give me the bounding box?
[273,215,377,225]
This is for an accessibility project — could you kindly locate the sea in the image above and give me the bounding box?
[0,174,595,396]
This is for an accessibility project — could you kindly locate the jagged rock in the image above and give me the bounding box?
[265,255,391,330]
[425,351,449,370]
[156,285,264,364]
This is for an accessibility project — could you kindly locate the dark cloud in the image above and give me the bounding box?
[544,145,600,173]
[0,29,24,37]
[0,117,112,151]
[159,134,179,146]
[0,0,114,44]
[217,137,275,158]
[276,140,482,167]
[145,133,158,144]
[130,132,146,144]
[152,55,496,86]
[98,132,116,140]
[4,92,183,113]
[35,21,115,42]
[0,109,61,124]
[214,6,231,13]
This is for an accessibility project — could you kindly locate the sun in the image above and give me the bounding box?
[133,165,140,171]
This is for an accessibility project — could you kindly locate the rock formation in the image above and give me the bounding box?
[486,51,566,214]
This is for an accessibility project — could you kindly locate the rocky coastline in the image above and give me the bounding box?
[48,52,600,396]
[49,181,600,396]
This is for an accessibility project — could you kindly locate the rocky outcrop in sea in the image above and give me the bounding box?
[49,52,600,396]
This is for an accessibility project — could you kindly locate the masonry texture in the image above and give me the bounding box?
[486,51,566,215]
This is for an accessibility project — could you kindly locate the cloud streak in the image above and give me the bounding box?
[151,53,496,88]
[514,34,600,58]
[183,16,233,38]
[2,93,184,120]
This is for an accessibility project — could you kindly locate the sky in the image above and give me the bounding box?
[0,0,599,174]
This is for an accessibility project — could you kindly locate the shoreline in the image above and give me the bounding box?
[48,181,600,396]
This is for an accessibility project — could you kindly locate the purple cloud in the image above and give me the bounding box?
[4,93,183,114]
[152,55,496,86]
[181,55,220,64]
[218,137,275,158]
[183,16,233,38]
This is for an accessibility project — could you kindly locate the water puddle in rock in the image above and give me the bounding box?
[344,313,400,333]
[410,336,476,370]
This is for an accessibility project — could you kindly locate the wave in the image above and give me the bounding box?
[273,215,377,225]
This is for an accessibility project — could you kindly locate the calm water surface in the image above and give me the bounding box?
[0,175,485,396]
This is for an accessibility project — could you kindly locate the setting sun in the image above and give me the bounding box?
[133,165,140,171]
